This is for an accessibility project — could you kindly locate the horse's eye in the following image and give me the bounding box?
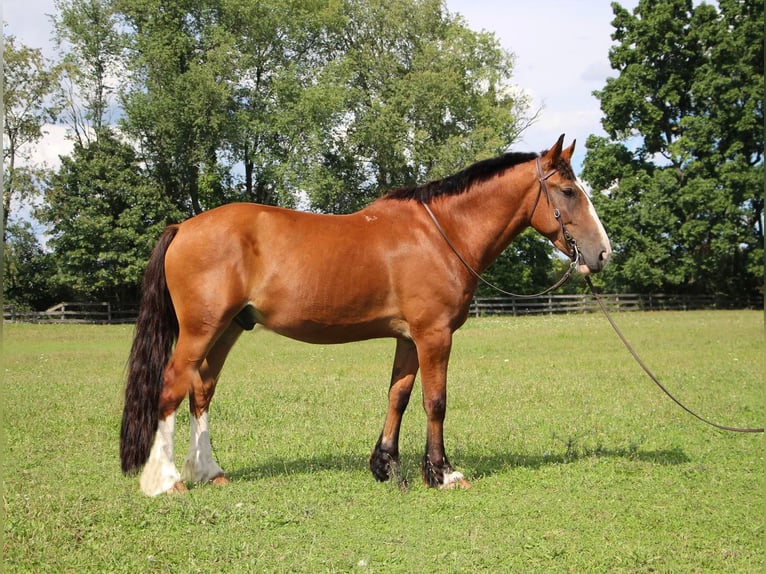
[561,187,575,197]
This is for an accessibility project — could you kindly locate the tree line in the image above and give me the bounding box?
[3,0,762,310]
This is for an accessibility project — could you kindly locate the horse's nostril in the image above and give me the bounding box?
[599,250,609,262]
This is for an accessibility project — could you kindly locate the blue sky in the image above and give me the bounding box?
[3,0,638,174]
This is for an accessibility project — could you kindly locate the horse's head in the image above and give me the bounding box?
[530,135,611,274]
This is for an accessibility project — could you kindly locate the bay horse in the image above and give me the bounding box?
[120,135,611,495]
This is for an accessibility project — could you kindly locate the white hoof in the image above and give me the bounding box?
[441,470,471,489]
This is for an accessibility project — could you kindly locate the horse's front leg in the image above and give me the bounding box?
[418,331,471,489]
[370,338,419,486]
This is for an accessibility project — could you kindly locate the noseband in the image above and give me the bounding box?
[421,157,581,299]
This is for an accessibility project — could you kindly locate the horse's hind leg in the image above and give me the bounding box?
[139,333,210,496]
[370,338,419,485]
[181,323,244,486]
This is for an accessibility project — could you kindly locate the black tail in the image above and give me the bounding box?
[120,225,180,475]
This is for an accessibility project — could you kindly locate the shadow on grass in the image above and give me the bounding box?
[461,445,691,480]
[224,444,690,484]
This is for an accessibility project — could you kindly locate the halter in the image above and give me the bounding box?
[421,157,581,299]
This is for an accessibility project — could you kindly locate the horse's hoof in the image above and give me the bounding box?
[168,481,188,494]
[440,470,471,490]
[210,473,229,486]
[370,443,399,483]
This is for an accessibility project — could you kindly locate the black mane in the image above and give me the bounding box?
[383,151,540,202]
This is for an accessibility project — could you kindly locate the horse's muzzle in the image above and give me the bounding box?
[579,248,610,274]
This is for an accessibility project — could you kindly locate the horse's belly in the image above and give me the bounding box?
[262,315,411,345]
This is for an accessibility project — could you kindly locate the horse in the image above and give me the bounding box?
[120,134,611,495]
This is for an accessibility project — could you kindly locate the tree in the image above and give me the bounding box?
[52,0,124,145]
[115,0,532,214]
[223,0,346,207]
[2,221,59,309]
[14,0,547,303]
[117,0,240,216]
[38,131,180,303]
[305,0,531,213]
[583,0,763,297]
[2,35,59,242]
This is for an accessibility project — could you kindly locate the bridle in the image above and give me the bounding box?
[532,157,581,264]
[421,157,580,298]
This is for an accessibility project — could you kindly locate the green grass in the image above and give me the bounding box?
[3,311,764,573]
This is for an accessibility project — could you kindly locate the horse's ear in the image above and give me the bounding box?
[561,139,576,162]
[543,134,566,163]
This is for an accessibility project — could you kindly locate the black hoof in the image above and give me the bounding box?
[370,440,406,488]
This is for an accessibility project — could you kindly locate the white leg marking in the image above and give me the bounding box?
[181,411,224,484]
[440,469,472,490]
[442,470,465,486]
[139,413,181,496]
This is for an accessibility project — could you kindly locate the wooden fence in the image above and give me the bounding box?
[3,293,762,324]
[469,292,763,317]
[2,302,138,324]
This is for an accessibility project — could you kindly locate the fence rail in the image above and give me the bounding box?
[3,302,138,324]
[469,292,763,316]
[3,293,763,324]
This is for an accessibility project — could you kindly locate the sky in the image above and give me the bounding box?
[3,0,638,175]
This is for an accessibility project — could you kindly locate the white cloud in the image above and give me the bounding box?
[29,124,75,170]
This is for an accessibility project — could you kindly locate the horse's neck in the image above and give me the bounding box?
[439,170,536,273]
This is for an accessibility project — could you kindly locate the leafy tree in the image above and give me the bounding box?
[117,0,240,216]
[52,0,124,144]
[115,0,532,214]
[2,221,59,309]
[12,0,547,304]
[306,0,530,213]
[583,0,763,297]
[2,35,59,242]
[222,0,345,207]
[37,131,180,303]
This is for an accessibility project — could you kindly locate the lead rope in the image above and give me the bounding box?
[585,276,764,434]
[421,202,578,298]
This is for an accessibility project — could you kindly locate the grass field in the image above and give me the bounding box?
[3,310,764,572]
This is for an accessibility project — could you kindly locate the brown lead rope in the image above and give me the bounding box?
[421,202,578,298]
[585,276,764,434]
